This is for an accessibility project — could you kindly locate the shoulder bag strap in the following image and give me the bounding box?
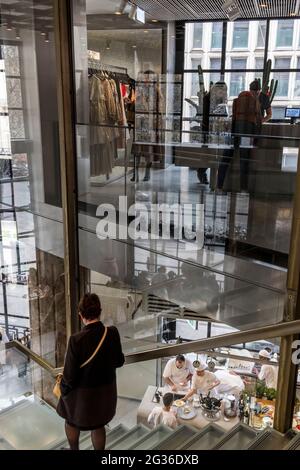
[80,326,108,369]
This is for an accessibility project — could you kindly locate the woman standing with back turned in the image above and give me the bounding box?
[57,293,125,450]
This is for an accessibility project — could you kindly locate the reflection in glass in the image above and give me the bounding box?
[211,22,223,49]
[232,22,249,49]
[230,59,247,97]
[274,58,290,97]
[276,20,294,48]
[257,21,266,48]
[193,23,203,49]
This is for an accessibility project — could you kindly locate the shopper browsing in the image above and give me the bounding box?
[148,393,178,430]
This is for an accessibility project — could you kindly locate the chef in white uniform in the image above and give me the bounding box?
[213,369,245,399]
[163,354,194,393]
[258,349,278,389]
[183,361,220,400]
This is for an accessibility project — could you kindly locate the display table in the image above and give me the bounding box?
[137,386,239,431]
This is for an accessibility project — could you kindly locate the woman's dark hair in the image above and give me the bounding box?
[78,293,102,320]
[163,393,174,408]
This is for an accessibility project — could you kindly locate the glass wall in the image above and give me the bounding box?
[0,0,67,367]
[70,2,299,386]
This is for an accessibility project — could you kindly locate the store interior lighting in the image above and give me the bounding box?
[115,0,128,15]
[222,0,241,21]
[128,4,137,20]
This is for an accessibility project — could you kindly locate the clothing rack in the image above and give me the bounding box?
[88,58,127,75]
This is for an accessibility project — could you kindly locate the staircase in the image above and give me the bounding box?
[1,393,299,450]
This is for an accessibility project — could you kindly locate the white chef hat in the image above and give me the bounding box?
[258,349,271,359]
[194,360,207,371]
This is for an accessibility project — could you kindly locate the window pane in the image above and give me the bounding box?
[211,22,222,49]
[1,45,20,76]
[233,21,249,48]
[210,58,221,84]
[295,57,300,97]
[230,58,246,96]
[257,21,266,48]
[8,110,25,139]
[6,78,23,108]
[276,20,294,47]
[255,58,264,81]
[272,107,285,119]
[274,58,290,96]
[193,23,203,48]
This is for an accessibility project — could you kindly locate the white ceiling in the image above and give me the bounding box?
[88,28,162,47]
[86,0,124,15]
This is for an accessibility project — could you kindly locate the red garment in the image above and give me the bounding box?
[121,83,127,98]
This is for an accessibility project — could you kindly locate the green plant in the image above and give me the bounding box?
[265,387,277,401]
[255,380,277,401]
[255,380,265,399]
[257,58,278,105]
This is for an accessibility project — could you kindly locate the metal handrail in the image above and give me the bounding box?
[7,341,62,377]
[7,318,300,374]
[124,319,300,364]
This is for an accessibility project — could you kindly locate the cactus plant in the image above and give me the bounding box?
[185,64,209,116]
[258,58,278,104]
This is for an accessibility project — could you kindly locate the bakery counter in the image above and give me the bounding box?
[137,385,239,431]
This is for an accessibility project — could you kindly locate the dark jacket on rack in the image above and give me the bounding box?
[56,322,125,430]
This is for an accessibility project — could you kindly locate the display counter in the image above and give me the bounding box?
[137,386,239,431]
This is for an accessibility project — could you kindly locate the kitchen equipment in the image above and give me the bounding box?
[223,394,238,419]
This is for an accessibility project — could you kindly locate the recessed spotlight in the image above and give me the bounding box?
[132,45,137,48]
[144,30,149,33]
[151,19,158,23]
[41,31,46,36]
[6,21,13,31]
[45,32,50,43]
[15,29,21,39]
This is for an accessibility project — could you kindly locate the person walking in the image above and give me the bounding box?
[56,293,125,450]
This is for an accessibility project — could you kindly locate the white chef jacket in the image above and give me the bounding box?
[191,371,218,395]
[163,358,194,387]
[213,370,245,398]
[258,364,278,389]
[148,407,177,430]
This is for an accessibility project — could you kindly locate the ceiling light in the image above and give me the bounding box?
[15,29,20,40]
[144,30,149,33]
[45,32,50,43]
[128,5,137,20]
[132,44,137,48]
[222,0,240,21]
[6,20,13,31]
[115,0,127,15]
[260,3,268,7]
[151,19,158,23]
[41,30,46,36]
[106,40,111,50]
